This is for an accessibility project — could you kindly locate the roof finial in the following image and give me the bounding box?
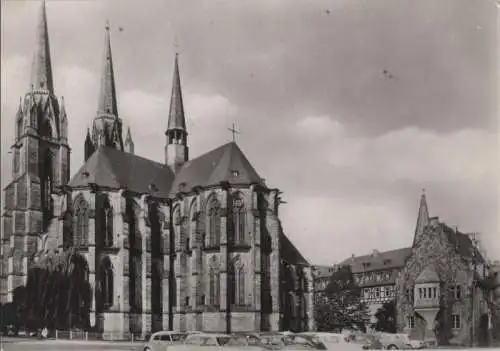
[105,19,110,31]
[228,121,240,142]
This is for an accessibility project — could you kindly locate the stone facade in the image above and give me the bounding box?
[395,217,489,346]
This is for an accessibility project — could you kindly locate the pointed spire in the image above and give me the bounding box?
[84,128,94,161]
[413,189,430,246]
[17,97,23,117]
[30,0,54,93]
[97,20,118,117]
[167,53,186,130]
[124,126,134,154]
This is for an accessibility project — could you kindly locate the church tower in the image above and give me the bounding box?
[1,0,70,302]
[87,22,124,160]
[165,53,189,170]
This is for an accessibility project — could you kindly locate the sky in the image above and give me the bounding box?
[1,0,499,265]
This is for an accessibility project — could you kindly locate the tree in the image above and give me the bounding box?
[315,265,370,332]
[21,249,92,332]
[372,300,396,333]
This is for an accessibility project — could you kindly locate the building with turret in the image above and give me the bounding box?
[1,1,314,338]
[313,192,495,346]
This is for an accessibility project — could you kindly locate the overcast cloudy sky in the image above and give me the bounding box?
[1,0,499,264]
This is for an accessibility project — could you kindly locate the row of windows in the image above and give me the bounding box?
[417,286,438,300]
[406,285,462,302]
[362,285,396,301]
[69,194,250,249]
[354,270,393,286]
[407,314,461,330]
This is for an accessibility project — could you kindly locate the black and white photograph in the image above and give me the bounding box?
[1,0,499,350]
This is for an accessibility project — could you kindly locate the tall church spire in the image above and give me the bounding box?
[165,53,189,170]
[97,20,118,117]
[90,21,123,153]
[30,0,54,93]
[167,53,186,131]
[413,189,430,246]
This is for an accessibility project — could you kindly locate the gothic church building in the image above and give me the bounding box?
[1,2,314,338]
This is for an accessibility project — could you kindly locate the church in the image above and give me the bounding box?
[1,2,314,338]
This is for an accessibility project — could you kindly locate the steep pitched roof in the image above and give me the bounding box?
[69,147,174,197]
[170,142,264,193]
[280,232,309,266]
[341,247,413,274]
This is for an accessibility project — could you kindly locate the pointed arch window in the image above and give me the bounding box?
[73,196,89,247]
[41,151,53,225]
[103,197,114,247]
[231,195,245,245]
[100,257,114,309]
[208,257,220,307]
[206,197,220,247]
[229,258,245,307]
[188,201,197,251]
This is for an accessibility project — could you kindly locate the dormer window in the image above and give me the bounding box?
[82,171,90,179]
[149,183,158,192]
[178,182,186,192]
[383,259,392,265]
[232,170,240,177]
[362,262,371,269]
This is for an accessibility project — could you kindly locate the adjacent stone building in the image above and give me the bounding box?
[316,192,495,346]
[1,1,314,338]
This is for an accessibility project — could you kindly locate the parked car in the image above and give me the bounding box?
[166,333,270,351]
[376,333,413,350]
[143,331,187,351]
[297,332,360,350]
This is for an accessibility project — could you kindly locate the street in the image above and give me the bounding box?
[0,338,143,351]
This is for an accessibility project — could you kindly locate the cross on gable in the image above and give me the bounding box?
[228,121,240,142]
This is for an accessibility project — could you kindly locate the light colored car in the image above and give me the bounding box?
[143,331,187,351]
[298,332,361,350]
[167,333,270,351]
[376,333,413,350]
[258,333,328,351]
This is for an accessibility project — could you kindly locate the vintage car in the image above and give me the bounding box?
[143,331,188,351]
[166,333,270,351]
[297,332,360,350]
[374,333,414,350]
[257,333,329,350]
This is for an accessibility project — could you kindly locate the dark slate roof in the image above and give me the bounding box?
[280,232,309,266]
[69,147,174,197]
[441,223,483,261]
[341,247,413,274]
[170,142,264,193]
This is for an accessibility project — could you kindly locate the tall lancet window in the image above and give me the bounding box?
[100,257,114,309]
[229,257,246,307]
[206,197,220,247]
[103,197,114,247]
[231,195,245,245]
[73,195,89,247]
[41,151,54,224]
[208,256,220,307]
